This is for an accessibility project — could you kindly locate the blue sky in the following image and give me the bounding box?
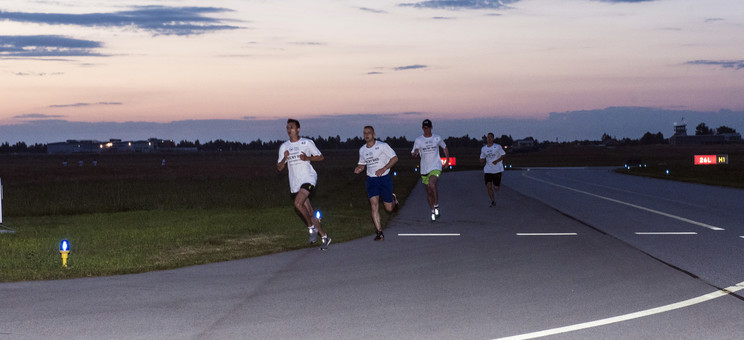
[2,0,743,143]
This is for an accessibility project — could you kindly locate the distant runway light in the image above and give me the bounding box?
[315,210,321,220]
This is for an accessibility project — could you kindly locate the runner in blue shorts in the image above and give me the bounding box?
[354,126,399,241]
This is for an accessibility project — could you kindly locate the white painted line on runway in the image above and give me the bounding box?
[516,233,578,236]
[635,232,698,235]
[397,233,461,237]
[494,281,744,340]
[522,172,725,231]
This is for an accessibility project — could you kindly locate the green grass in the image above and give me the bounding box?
[0,151,419,282]
[0,206,381,281]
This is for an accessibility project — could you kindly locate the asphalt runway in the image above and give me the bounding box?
[2,169,744,339]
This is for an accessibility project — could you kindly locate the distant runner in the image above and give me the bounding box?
[411,119,449,222]
[354,126,399,241]
[277,119,331,250]
[479,132,506,207]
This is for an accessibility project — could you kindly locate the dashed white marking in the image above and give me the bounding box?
[522,172,724,231]
[635,232,697,235]
[516,233,578,236]
[397,233,460,237]
[494,281,744,340]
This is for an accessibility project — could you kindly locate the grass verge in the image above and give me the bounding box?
[0,206,386,281]
[0,151,419,282]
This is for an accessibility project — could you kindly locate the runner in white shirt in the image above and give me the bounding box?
[411,119,449,222]
[277,119,331,250]
[479,132,507,207]
[354,126,399,241]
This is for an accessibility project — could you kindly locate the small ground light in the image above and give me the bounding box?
[666,169,670,175]
[59,239,70,268]
[393,171,397,177]
[315,210,321,221]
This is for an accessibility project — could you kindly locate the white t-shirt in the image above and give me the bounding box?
[278,138,321,193]
[358,140,397,177]
[480,143,506,174]
[411,134,447,175]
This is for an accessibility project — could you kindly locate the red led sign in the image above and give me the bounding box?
[440,157,456,166]
[694,154,728,165]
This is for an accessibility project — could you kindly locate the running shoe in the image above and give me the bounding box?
[374,231,385,241]
[431,212,436,222]
[392,193,399,212]
[320,236,332,250]
[434,207,440,220]
[308,226,318,244]
[489,201,496,208]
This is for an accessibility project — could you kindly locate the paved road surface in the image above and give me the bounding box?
[2,169,744,339]
[507,167,744,289]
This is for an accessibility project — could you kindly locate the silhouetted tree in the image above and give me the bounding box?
[383,136,412,148]
[695,123,713,135]
[498,135,514,147]
[716,126,737,134]
[177,140,196,147]
[445,135,481,148]
[640,131,665,145]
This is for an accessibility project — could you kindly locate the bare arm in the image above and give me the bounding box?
[299,153,323,162]
[277,150,289,171]
[375,156,398,177]
[493,154,505,165]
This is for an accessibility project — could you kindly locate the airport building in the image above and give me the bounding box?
[669,123,741,145]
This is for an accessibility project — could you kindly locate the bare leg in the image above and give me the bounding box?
[486,182,495,202]
[382,200,395,213]
[369,196,382,232]
[428,175,439,209]
[293,189,326,237]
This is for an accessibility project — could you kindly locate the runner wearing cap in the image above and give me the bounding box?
[411,119,449,222]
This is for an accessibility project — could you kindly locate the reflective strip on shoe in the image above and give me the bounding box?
[308,227,318,244]
[320,237,332,250]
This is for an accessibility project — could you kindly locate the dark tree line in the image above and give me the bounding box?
[695,123,737,136]
[0,142,46,154]
[1,123,738,154]
[175,134,515,152]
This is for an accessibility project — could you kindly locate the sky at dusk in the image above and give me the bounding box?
[2,0,744,144]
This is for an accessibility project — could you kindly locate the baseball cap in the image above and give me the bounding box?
[422,119,432,128]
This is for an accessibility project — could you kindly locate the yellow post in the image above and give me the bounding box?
[59,239,70,268]
[60,251,69,267]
